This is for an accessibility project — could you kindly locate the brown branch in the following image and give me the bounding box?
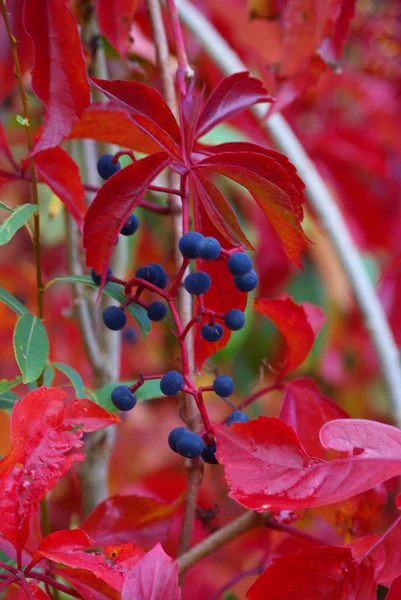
[1,0,44,385]
[177,511,271,574]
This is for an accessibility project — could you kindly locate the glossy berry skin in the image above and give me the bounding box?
[176,431,205,458]
[91,268,112,286]
[136,265,160,285]
[147,301,167,321]
[97,154,121,180]
[199,237,221,260]
[121,214,139,236]
[227,252,253,276]
[224,309,245,331]
[234,270,258,292]
[168,427,188,453]
[184,272,211,295]
[213,375,235,397]
[226,411,250,425]
[102,306,127,331]
[149,263,168,289]
[160,370,184,396]
[179,232,204,258]
[111,386,137,411]
[201,323,224,342]
[202,443,219,464]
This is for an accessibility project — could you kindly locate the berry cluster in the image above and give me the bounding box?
[91,160,254,460]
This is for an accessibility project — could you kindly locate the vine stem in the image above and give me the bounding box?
[1,0,44,384]
[176,0,401,427]
[145,0,201,565]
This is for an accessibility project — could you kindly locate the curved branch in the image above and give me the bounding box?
[176,0,401,426]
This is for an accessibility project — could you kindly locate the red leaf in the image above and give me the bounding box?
[68,103,160,155]
[246,546,376,600]
[81,494,178,547]
[358,515,401,587]
[254,295,325,373]
[121,544,180,600]
[319,0,357,66]
[84,152,170,278]
[196,72,274,139]
[190,172,254,249]
[0,120,15,166]
[15,585,50,600]
[24,0,90,154]
[387,575,401,600]
[279,379,349,458]
[197,151,307,266]
[215,416,401,511]
[30,529,124,591]
[54,568,120,600]
[0,387,119,552]
[90,78,181,159]
[96,0,138,59]
[0,0,32,104]
[34,147,86,229]
[279,0,319,77]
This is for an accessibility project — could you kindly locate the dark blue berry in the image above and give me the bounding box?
[168,427,188,453]
[147,301,167,321]
[149,263,168,289]
[199,237,221,260]
[224,309,245,331]
[234,270,258,292]
[184,272,211,295]
[227,252,253,276]
[179,232,204,258]
[121,214,139,236]
[97,154,121,180]
[160,370,184,396]
[226,411,250,425]
[123,327,138,343]
[176,431,205,458]
[202,443,219,464]
[213,375,235,397]
[111,385,137,411]
[102,306,127,331]
[91,268,112,286]
[201,323,224,342]
[136,265,160,285]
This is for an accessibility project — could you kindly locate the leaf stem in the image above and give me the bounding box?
[165,0,194,94]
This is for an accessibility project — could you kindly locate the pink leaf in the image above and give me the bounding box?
[34,147,86,229]
[279,379,349,458]
[254,295,325,373]
[96,0,138,59]
[122,544,180,600]
[215,417,401,511]
[24,0,90,154]
[246,546,376,600]
[83,152,171,279]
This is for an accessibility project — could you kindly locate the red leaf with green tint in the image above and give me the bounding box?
[216,417,401,511]
[82,494,179,547]
[68,103,160,155]
[196,151,307,265]
[121,544,180,600]
[196,72,274,139]
[24,0,90,154]
[0,387,119,552]
[90,78,181,159]
[34,147,86,229]
[84,152,171,278]
[96,0,138,59]
[246,546,376,600]
[254,295,325,374]
[279,379,348,458]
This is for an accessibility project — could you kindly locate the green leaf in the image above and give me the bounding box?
[95,378,162,412]
[0,203,37,246]
[43,366,55,387]
[13,313,49,383]
[0,286,27,316]
[0,391,19,409]
[46,275,151,337]
[52,362,87,398]
[0,376,23,394]
[0,201,13,214]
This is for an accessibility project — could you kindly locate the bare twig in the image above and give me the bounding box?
[176,0,401,427]
[145,0,201,561]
